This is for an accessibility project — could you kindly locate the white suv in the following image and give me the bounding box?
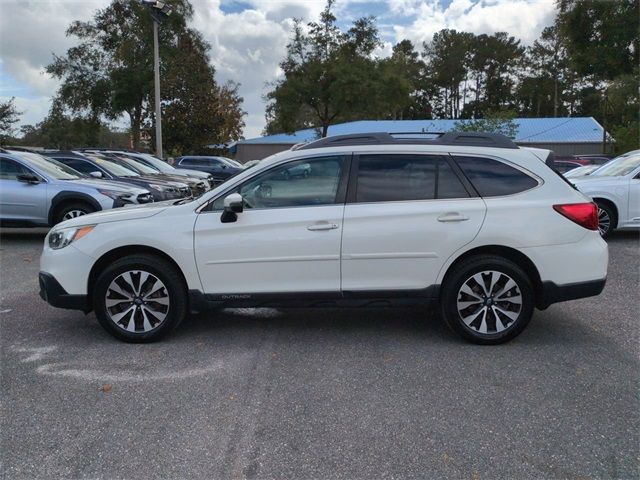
[39,132,608,344]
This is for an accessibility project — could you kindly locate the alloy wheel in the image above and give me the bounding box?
[456,270,523,335]
[597,207,611,236]
[63,210,87,220]
[105,270,170,333]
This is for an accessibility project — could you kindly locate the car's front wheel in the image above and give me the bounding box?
[441,255,534,345]
[54,202,96,225]
[93,254,187,342]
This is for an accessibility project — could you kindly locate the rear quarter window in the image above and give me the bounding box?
[453,156,538,197]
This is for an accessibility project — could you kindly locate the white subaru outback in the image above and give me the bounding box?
[39,132,608,344]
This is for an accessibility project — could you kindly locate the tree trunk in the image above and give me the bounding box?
[129,106,142,150]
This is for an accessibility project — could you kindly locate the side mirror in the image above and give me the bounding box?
[89,171,103,178]
[221,193,243,223]
[16,173,40,184]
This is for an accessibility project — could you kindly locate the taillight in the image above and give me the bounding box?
[553,203,598,230]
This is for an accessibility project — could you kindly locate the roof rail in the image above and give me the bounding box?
[76,148,143,153]
[294,131,519,150]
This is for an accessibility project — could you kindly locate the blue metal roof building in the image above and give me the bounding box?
[233,117,608,161]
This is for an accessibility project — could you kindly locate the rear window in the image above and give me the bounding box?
[356,154,469,203]
[180,158,205,166]
[453,156,538,197]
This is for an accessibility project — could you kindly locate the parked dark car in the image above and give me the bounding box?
[99,152,208,197]
[174,156,243,183]
[46,152,192,202]
[80,149,216,190]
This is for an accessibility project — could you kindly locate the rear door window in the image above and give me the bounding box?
[354,154,469,203]
[453,156,538,197]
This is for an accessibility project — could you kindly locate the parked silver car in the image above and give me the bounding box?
[0,151,153,227]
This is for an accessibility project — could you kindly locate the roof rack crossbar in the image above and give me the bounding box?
[295,131,519,150]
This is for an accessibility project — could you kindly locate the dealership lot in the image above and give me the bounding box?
[1,228,638,479]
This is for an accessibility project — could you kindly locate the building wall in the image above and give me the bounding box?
[234,143,295,162]
[235,141,607,161]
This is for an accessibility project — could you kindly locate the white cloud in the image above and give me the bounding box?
[394,0,556,47]
[0,0,103,96]
[0,0,557,141]
[0,95,52,129]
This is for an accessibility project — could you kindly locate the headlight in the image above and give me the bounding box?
[48,225,96,250]
[98,189,126,200]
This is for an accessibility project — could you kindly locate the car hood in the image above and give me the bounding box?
[168,168,210,179]
[54,200,176,229]
[68,178,147,194]
[122,175,189,188]
[570,176,623,186]
[146,173,202,186]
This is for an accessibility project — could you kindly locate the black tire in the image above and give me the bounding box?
[53,201,95,225]
[441,255,535,345]
[595,201,616,238]
[93,254,187,343]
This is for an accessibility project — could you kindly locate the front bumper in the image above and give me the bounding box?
[39,272,90,312]
[538,278,606,309]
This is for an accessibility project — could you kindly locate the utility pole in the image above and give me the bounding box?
[153,19,162,159]
[141,0,172,159]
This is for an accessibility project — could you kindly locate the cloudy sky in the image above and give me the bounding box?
[0,0,556,139]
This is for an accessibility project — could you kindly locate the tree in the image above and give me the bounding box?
[47,0,244,153]
[556,0,639,81]
[265,1,389,137]
[18,101,129,150]
[423,30,474,119]
[453,109,519,138]
[160,31,245,154]
[0,97,22,143]
[463,33,524,118]
[376,40,430,120]
[516,26,571,117]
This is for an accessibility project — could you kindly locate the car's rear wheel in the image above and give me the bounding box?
[54,202,95,225]
[595,201,615,238]
[441,255,534,344]
[93,254,187,342]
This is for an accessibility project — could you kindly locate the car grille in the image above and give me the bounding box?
[179,186,191,198]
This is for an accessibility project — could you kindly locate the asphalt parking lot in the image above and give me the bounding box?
[1,228,638,479]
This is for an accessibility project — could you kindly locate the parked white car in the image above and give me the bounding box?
[39,132,608,344]
[571,151,640,237]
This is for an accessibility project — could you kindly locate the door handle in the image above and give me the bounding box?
[307,223,338,231]
[437,213,469,222]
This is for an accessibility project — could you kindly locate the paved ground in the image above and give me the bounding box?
[1,228,638,479]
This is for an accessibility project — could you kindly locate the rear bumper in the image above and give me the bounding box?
[39,272,90,312]
[538,278,606,309]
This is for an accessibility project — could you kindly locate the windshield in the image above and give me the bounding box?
[85,154,141,177]
[113,156,159,175]
[218,157,243,168]
[591,154,640,177]
[565,165,598,178]
[136,153,174,172]
[10,151,82,180]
